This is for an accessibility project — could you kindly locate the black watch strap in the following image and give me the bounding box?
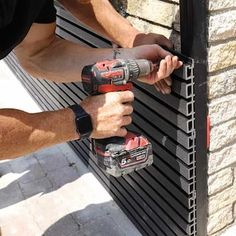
[69,104,93,139]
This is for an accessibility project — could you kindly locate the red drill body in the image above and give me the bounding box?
[82,59,153,177]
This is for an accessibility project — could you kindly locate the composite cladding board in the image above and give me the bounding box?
[5,4,197,236]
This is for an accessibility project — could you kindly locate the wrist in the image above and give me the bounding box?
[68,104,93,139]
[63,108,81,141]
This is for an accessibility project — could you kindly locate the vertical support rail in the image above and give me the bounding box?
[180,1,208,236]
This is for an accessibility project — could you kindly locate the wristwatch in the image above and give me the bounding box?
[69,104,93,139]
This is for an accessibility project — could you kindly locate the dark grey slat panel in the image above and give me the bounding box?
[8,51,195,199]
[35,76,195,212]
[20,70,193,197]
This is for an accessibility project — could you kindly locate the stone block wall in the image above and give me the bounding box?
[207,1,236,235]
[111,0,180,50]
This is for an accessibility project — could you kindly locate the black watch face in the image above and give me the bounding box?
[76,115,92,137]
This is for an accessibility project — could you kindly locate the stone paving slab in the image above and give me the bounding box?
[0,60,141,236]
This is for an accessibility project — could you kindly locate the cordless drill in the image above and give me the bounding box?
[81,59,154,177]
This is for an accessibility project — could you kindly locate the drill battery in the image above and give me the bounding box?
[92,131,153,177]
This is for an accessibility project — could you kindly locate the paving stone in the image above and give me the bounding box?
[72,201,117,225]
[46,165,79,189]
[0,203,26,225]
[109,204,142,236]
[0,182,24,209]
[77,215,125,236]
[0,161,11,176]
[43,214,80,236]
[0,210,41,236]
[19,177,53,198]
[9,154,46,184]
[36,146,69,172]
[58,144,80,165]
[9,154,38,172]
[26,193,70,232]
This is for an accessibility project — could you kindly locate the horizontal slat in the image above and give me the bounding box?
[172,75,195,99]
[135,82,194,116]
[56,14,111,48]
[134,86,195,133]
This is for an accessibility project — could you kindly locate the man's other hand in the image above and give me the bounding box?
[132,44,183,94]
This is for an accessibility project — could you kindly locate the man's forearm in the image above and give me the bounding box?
[15,37,134,83]
[59,0,140,48]
[0,108,78,160]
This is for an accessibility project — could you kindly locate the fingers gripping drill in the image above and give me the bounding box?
[82,59,154,177]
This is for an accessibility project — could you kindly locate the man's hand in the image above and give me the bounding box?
[80,91,134,139]
[132,44,183,94]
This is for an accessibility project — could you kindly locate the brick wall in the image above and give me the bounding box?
[207,0,236,235]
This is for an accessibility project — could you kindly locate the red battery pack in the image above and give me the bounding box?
[92,131,153,177]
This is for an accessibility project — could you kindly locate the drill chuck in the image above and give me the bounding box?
[119,59,153,82]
